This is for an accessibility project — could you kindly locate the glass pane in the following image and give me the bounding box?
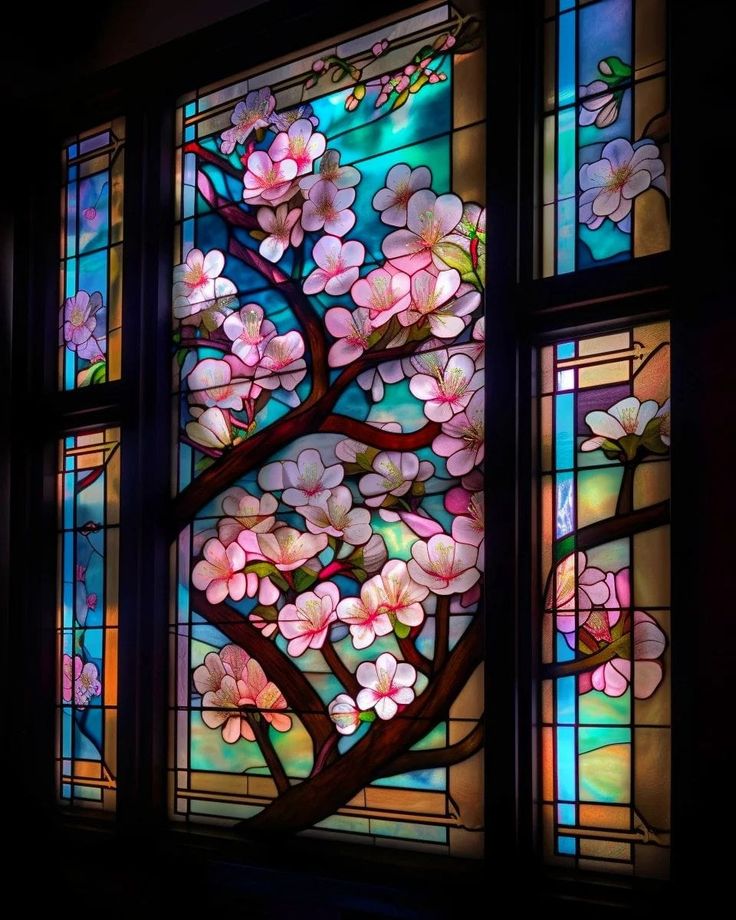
[540,0,670,276]
[171,3,485,857]
[539,321,670,879]
[59,119,125,388]
[57,427,120,810]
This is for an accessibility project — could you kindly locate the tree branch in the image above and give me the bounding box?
[235,614,484,833]
[541,633,631,680]
[244,712,291,795]
[556,500,670,558]
[397,635,432,676]
[434,595,450,671]
[376,720,484,779]
[319,415,440,450]
[321,642,359,698]
[184,141,244,180]
[190,588,333,751]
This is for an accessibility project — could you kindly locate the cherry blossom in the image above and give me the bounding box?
[401,268,480,338]
[234,530,280,606]
[547,552,621,642]
[269,103,319,132]
[192,537,246,603]
[222,304,276,367]
[328,693,361,735]
[278,583,339,656]
[433,389,484,475]
[299,485,372,545]
[372,164,432,228]
[302,180,356,236]
[220,88,276,154]
[578,79,619,129]
[299,149,360,194]
[185,407,236,451]
[579,139,665,232]
[337,579,393,649]
[655,398,670,446]
[63,654,102,708]
[303,236,365,296]
[371,559,428,628]
[259,448,343,506]
[173,248,237,329]
[382,189,464,274]
[187,358,256,411]
[350,266,411,327]
[62,290,102,350]
[195,647,291,743]
[256,527,328,571]
[356,652,416,720]
[255,331,307,391]
[356,358,405,402]
[269,118,326,176]
[408,534,481,596]
[243,151,298,205]
[325,307,373,367]
[358,451,434,508]
[409,349,483,422]
[587,611,666,700]
[257,204,304,263]
[448,489,485,563]
[218,488,278,546]
[581,395,661,453]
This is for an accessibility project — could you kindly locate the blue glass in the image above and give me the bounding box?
[557,726,576,800]
[558,12,576,107]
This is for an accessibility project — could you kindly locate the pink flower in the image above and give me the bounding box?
[402,268,480,338]
[234,530,280,606]
[62,290,102,348]
[257,204,304,263]
[218,487,278,546]
[372,164,432,228]
[269,118,326,176]
[220,88,276,154]
[192,537,246,603]
[64,655,102,708]
[450,490,485,561]
[589,611,666,700]
[195,646,291,743]
[243,151,298,204]
[256,527,328,571]
[356,652,416,720]
[269,104,319,132]
[255,330,307,391]
[409,349,483,422]
[299,149,360,194]
[579,139,665,231]
[325,307,372,367]
[356,357,405,402]
[581,395,661,454]
[432,389,484,475]
[547,552,617,639]
[578,79,619,129]
[259,447,343,506]
[337,578,393,649]
[382,189,464,273]
[301,180,356,237]
[328,693,361,735]
[350,267,411,327]
[299,485,372,545]
[223,304,276,367]
[372,559,428,628]
[185,407,235,450]
[173,248,237,330]
[372,39,389,57]
[187,358,256,411]
[278,583,339,656]
[86,593,98,610]
[303,236,365,296]
[358,451,434,508]
[408,534,481,596]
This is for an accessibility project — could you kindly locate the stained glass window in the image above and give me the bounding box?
[539,321,670,877]
[171,3,485,855]
[59,120,125,388]
[57,428,120,809]
[541,0,669,276]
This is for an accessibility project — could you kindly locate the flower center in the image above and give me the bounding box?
[240,309,263,344]
[70,307,85,326]
[324,255,345,276]
[378,459,405,491]
[418,209,443,247]
[375,666,394,696]
[368,276,395,311]
[462,413,484,447]
[184,264,208,289]
[617,406,639,434]
[436,365,468,402]
[605,163,634,193]
[427,541,456,580]
[297,463,324,496]
[302,598,323,628]
[393,180,412,207]
[412,276,439,313]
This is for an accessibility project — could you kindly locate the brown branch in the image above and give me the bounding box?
[236,613,484,833]
[434,595,450,672]
[397,635,432,676]
[172,340,443,532]
[616,462,636,516]
[190,588,333,751]
[376,720,484,779]
[244,712,291,795]
[542,633,631,680]
[184,140,243,180]
[556,500,670,558]
[321,642,360,697]
[319,415,440,450]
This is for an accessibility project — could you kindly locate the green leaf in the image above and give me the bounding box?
[176,348,189,368]
[88,361,107,385]
[244,561,279,579]
[252,604,278,622]
[392,88,410,111]
[294,568,317,593]
[554,535,575,563]
[394,621,411,639]
[250,229,267,241]
[359,710,377,723]
[414,44,435,63]
[434,241,474,275]
[355,448,379,470]
[409,73,429,95]
[195,456,214,473]
[600,55,632,81]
